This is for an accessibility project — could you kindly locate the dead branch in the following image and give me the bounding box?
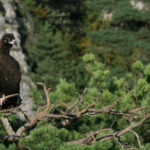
[66,114,150,145]
[76,104,96,118]
[58,101,69,109]
[0,117,15,135]
[129,130,141,148]
[67,88,87,113]
[57,98,122,127]
[66,128,113,145]
[0,106,20,113]
[117,114,150,136]
[0,134,19,142]
[16,83,71,137]
[0,94,18,105]
[0,117,22,148]
[36,105,46,113]
[129,106,146,114]
[112,133,124,149]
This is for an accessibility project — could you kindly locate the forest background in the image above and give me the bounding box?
[1,0,150,149]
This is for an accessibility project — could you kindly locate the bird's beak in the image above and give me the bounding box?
[9,39,17,46]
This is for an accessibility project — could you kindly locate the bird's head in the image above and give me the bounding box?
[1,33,17,47]
[0,33,17,54]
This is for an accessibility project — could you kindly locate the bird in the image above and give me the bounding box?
[0,33,21,109]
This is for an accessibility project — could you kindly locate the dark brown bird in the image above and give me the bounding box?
[0,33,21,109]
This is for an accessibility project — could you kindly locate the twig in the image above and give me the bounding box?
[129,106,146,114]
[77,104,95,118]
[58,101,69,109]
[36,106,46,113]
[129,130,141,148]
[0,94,18,105]
[113,133,124,149]
[37,82,51,111]
[67,88,87,113]
[110,117,116,128]
[66,128,113,145]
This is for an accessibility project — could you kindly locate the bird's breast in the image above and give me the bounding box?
[0,54,21,94]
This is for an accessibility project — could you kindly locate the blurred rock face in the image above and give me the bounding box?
[131,0,150,11]
[0,0,35,116]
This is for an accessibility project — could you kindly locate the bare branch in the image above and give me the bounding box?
[77,104,95,118]
[16,122,31,136]
[0,94,18,105]
[67,114,150,145]
[129,130,141,148]
[117,114,150,136]
[67,88,87,113]
[66,128,113,145]
[37,82,51,111]
[129,106,146,114]
[0,134,19,142]
[0,117,15,135]
[113,133,124,149]
[36,106,46,113]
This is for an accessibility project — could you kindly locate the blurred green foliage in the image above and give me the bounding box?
[17,0,150,90]
[18,0,88,90]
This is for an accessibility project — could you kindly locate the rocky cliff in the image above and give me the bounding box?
[0,0,35,116]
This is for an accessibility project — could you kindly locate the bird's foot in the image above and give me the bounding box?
[0,94,6,105]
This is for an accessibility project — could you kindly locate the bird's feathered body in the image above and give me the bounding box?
[0,54,21,95]
[0,33,21,109]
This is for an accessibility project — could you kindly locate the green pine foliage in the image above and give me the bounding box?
[13,54,149,149]
[0,144,18,150]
